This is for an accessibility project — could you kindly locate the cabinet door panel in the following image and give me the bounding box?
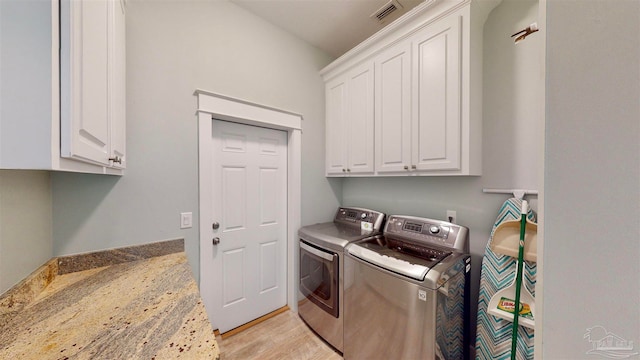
[325,79,348,175]
[375,42,412,173]
[412,14,461,171]
[109,0,126,168]
[347,63,374,174]
[62,0,111,165]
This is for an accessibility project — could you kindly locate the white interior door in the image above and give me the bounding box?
[208,120,288,333]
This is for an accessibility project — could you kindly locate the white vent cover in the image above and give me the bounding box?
[371,0,404,22]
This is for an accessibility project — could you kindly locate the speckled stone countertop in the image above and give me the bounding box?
[0,239,220,360]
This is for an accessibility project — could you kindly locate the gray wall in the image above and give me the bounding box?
[543,0,640,357]
[0,0,53,169]
[0,171,52,293]
[0,0,54,294]
[51,0,339,283]
[342,0,541,346]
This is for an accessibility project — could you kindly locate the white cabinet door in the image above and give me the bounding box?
[61,0,126,168]
[345,62,374,174]
[375,41,412,173]
[109,0,126,169]
[325,63,374,176]
[412,13,462,172]
[325,78,348,175]
[61,0,111,166]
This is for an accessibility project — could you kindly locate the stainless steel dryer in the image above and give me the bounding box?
[298,207,385,353]
[344,215,471,360]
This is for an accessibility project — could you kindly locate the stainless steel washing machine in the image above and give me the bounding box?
[298,207,385,353]
[344,215,471,360]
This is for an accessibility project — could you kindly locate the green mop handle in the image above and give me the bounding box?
[511,200,528,360]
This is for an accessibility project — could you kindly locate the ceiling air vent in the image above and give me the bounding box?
[371,0,403,22]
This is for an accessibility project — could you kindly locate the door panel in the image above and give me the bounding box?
[223,248,246,306]
[259,168,278,225]
[109,0,126,168]
[325,79,348,174]
[346,63,374,173]
[210,120,287,333]
[375,41,412,173]
[412,14,462,171]
[61,0,110,165]
[221,167,246,231]
[259,241,278,292]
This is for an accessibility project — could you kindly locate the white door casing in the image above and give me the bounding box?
[196,90,302,332]
[211,120,287,332]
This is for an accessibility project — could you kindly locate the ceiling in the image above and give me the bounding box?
[230,0,425,58]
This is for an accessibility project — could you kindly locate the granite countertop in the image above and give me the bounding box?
[0,240,220,360]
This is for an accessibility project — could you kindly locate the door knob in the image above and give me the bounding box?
[212,237,220,245]
[212,222,220,230]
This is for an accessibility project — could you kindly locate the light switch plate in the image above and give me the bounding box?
[180,212,193,229]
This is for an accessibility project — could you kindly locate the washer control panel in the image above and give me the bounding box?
[384,215,469,252]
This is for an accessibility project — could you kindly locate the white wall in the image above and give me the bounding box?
[543,1,640,357]
[51,0,340,282]
[341,0,541,347]
[0,171,52,294]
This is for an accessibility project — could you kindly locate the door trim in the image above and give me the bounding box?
[195,89,302,330]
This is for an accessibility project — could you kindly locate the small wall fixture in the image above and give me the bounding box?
[511,22,539,44]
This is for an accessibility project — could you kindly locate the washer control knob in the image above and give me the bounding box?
[361,213,368,220]
[429,225,440,234]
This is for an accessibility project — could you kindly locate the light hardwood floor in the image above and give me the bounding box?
[217,310,343,360]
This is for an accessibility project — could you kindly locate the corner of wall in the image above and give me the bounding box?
[0,170,53,294]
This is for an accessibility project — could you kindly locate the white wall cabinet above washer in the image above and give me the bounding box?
[0,0,126,174]
[323,0,497,177]
[325,62,375,176]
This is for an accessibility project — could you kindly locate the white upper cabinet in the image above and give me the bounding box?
[325,62,375,176]
[322,0,497,176]
[0,0,126,174]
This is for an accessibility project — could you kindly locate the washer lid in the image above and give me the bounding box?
[347,235,452,281]
[299,222,379,252]
[348,244,431,281]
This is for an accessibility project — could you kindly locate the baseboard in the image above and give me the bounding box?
[219,305,290,339]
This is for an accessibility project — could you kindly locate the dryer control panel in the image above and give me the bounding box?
[335,207,385,231]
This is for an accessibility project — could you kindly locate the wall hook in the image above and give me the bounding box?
[512,22,539,44]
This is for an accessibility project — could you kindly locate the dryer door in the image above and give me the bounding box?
[299,240,339,317]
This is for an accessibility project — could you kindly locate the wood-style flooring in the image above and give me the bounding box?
[217,310,343,360]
